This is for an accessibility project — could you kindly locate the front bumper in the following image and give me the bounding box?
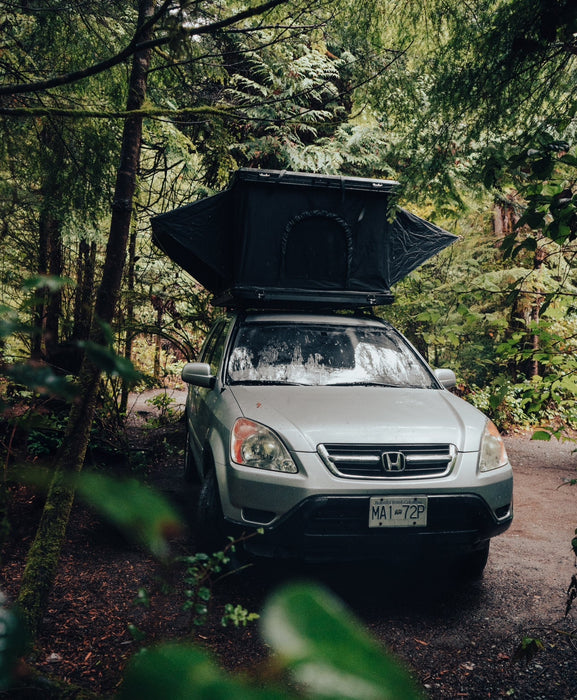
[227,493,513,562]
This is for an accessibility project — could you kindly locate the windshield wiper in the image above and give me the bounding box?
[326,381,402,387]
[230,380,309,386]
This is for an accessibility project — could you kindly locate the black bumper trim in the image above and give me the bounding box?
[229,493,512,562]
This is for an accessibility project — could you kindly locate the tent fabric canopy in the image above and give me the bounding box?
[151,168,458,308]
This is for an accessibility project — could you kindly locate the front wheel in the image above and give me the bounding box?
[183,430,198,483]
[195,468,227,553]
[460,541,490,579]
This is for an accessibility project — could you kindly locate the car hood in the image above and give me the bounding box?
[228,385,486,453]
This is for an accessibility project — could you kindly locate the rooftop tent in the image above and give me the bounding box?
[151,168,458,308]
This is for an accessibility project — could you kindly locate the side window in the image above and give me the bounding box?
[199,325,220,363]
[200,320,229,375]
[209,325,228,375]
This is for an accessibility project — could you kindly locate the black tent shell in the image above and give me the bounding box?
[151,168,458,309]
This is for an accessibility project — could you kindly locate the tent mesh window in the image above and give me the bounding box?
[281,210,353,287]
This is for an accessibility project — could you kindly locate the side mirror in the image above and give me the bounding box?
[181,362,216,389]
[433,368,457,389]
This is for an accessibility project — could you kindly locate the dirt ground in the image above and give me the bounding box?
[362,431,577,699]
[2,390,576,699]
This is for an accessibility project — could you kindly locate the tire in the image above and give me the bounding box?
[183,430,198,483]
[460,541,490,579]
[195,468,227,553]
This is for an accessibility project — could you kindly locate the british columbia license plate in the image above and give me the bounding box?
[369,496,428,528]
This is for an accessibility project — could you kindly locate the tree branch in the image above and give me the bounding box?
[0,0,290,97]
[0,106,233,119]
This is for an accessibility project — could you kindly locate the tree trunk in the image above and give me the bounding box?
[530,242,546,378]
[492,201,516,238]
[72,239,97,345]
[31,212,50,361]
[67,238,97,374]
[119,223,138,416]
[154,307,163,381]
[45,211,63,363]
[150,294,166,381]
[33,121,65,363]
[17,0,155,640]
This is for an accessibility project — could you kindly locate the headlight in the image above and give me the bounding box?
[478,420,508,472]
[231,418,297,473]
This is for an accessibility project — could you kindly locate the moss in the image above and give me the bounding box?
[16,372,100,639]
[16,477,76,638]
[0,483,11,564]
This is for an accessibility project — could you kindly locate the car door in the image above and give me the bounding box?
[187,319,229,458]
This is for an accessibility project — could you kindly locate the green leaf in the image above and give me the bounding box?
[80,341,141,382]
[540,183,563,198]
[513,636,544,664]
[0,593,29,691]
[531,430,552,441]
[134,588,151,608]
[500,232,518,257]
[127,623,146,643]
[198,588,211,602]
[7,363,78,400]
[0,308,31,339]
[539,293,556,317]
[531,157,555,180]
[261,583,423,700]
[76,473,183,560]
[515,237,538,254]
[489,385,508,411]
[516,210,546,231]
[559,154,577,167]
[547,221,571,244]
[118,644,284,700]
[22,275,75,293]
[446,331,459,346]
[504,287,520,307]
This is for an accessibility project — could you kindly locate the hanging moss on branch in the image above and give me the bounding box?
[0,106,233,120]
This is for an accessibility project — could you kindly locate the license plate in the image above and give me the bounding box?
[369,496,428,528]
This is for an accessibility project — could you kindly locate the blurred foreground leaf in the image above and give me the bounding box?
[117,583,423,699]
[22,275,74,293]
[261,583,423,699]
[6,363,78,400]
[76,473,183,559]
[0,593,28,691]
[79,340,141,382]
[117,643,285,700]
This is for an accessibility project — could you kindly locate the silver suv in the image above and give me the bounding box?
[182,310,513,575]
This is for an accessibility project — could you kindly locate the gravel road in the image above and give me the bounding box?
[136,390,577,698]
[361,433,577,698]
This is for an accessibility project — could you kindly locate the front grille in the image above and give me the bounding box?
[318,443,456,479]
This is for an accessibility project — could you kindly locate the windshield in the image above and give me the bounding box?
[227,322,436,388]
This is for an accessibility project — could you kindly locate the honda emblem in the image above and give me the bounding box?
[382,451,406,473]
